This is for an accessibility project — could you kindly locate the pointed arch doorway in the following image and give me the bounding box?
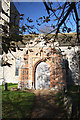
[35,62,50,89]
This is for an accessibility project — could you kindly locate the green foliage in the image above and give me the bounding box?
[67,85,80,92]
[67,85,80,119]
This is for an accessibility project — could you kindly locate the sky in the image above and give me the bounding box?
[14,2,50,34]
[13,2,77,35]
[14,2,47,21]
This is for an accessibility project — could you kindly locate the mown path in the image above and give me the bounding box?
[30,89,67,119]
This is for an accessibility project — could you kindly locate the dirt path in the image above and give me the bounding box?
[30,89,67,119]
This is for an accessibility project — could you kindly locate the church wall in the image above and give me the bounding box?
[58,46,79,85]
[0,49,25,84]
[0,42,79,87]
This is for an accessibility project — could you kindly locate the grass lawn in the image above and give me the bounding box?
[2,83,18,91]
[2,84,35,119]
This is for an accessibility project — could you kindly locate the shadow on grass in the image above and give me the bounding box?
[31,90,67,119]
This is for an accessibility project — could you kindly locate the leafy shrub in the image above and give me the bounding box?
[67,85,80,92]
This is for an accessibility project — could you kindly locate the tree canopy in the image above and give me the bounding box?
[24,1,80,42]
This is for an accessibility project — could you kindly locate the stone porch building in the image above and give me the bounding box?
[18,45,66,90]
[0,33,79,89]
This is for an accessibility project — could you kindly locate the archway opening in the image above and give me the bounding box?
[35,62,50,89]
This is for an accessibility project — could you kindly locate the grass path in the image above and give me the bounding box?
[31,89,67,119]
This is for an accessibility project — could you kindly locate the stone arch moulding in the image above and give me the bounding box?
[32,58,52,89]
